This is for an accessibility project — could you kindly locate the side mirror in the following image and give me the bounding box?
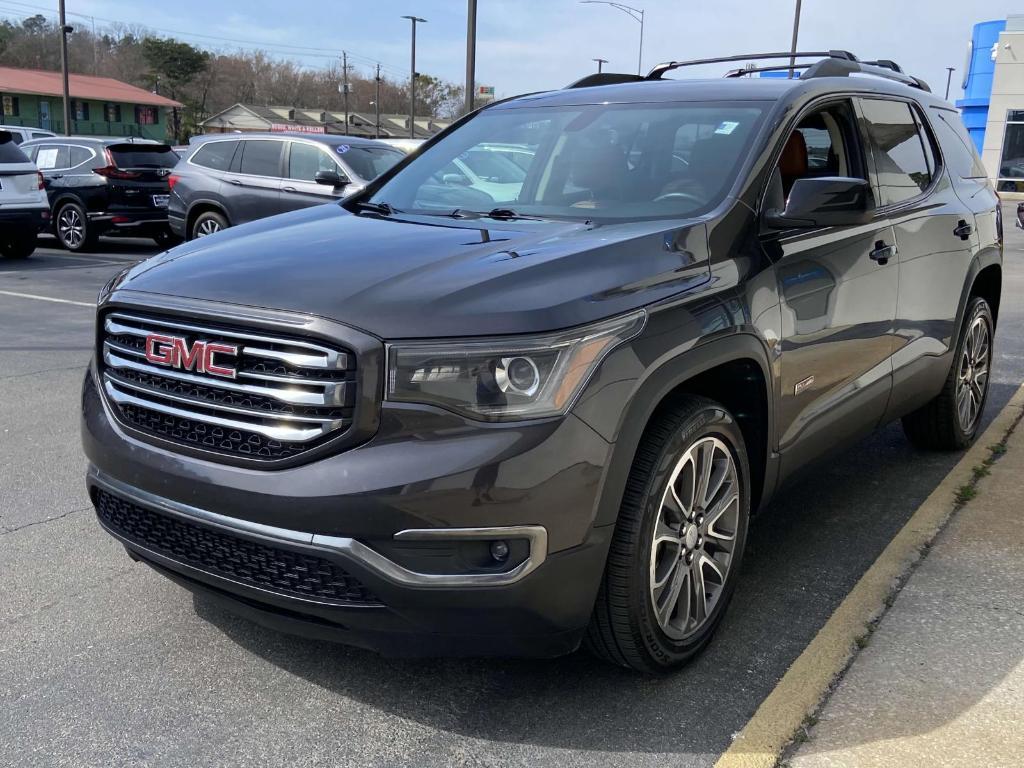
[315,169,349,188]
[764,177,875,229]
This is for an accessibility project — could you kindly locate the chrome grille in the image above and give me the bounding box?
[100,311,355,461]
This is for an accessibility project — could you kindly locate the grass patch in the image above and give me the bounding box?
[955,484,977,505]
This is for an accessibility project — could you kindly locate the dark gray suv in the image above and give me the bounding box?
[168,133,404,240]
[84,51,1001,672]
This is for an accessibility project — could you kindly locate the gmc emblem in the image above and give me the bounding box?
[144,334,239,379]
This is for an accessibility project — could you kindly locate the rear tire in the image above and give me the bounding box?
[585,396,750,673]
[0,228,37,259]
[191,210,228,240]
[55,201,97,252]
[902,296,993,451]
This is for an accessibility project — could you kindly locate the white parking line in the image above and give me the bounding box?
[0,289,94,308]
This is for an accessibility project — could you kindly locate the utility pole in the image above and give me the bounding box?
[342,51,350,135]
[580,2,644,75]
[374,63,381,139]
[465,0,477,114]
[402,15,426,139]
[788,0,803,79]
[58,0,72,135]
[593,58,608,73]
[944,67,956,100]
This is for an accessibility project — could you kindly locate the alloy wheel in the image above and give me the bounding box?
[649,436,740,640]
[956,315,990,433]
[58,207,84,248]
[196,219,221,237]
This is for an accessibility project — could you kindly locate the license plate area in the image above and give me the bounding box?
[152,195,169,208]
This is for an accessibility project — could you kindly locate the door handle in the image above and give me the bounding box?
[954,219,973,240]
[228,179,242,186]
[282,186,297,193]
[869,240,896,266]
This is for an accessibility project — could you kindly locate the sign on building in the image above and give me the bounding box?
[270,123,326,134]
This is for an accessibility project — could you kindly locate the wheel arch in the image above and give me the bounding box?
[592,333,776,530]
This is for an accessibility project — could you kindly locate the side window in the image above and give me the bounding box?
[9,131,24,145]
[930,109,987,179]
[191,141,238,171]
[30,132,52,141]
[775,100,863,199]
[35,144,69,170]
[69,146,92,167]
[287,142,337,181]
[859,99,933,206]
[238,140,283,177]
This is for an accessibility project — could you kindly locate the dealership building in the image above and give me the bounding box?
[959,15,1024,194]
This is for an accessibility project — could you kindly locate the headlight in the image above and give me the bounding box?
[386,310,646,421]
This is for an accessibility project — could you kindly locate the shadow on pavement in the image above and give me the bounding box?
[192,380,1022,757]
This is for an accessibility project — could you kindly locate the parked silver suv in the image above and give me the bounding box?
[167,133,404,240]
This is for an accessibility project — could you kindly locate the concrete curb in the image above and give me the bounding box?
[714,383,1024,768]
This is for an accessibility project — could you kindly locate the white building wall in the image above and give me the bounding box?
[983,29,1024,196]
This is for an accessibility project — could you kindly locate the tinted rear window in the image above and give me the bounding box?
[110,146,178,169]
[191,140,238,171]
[930,108,987,179]
[0,136,30,163]
[859,98,933,206]
[238,140,283,177]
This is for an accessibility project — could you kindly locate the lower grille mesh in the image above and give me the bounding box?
[96,490,380,605]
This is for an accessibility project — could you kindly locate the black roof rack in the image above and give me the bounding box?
[566,51,930,93]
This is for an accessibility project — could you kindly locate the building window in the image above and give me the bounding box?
[2,95,19,117]
[74,100,89,121]
[135,106,157,125]
[998,109,1024,192]
[105,103,122,123]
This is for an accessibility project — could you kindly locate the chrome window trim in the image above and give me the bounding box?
[89,470,549,589]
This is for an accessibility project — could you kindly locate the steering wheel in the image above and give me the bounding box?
[652,191,703,204]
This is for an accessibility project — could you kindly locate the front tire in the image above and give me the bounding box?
[585,396,751,672]
[902,296,993,450]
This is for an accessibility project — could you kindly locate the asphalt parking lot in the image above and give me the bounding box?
[1,227,1022,768]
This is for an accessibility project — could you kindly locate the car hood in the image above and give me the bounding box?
[115,203,712,339]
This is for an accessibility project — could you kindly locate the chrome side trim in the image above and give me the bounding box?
[105,314,349,369]
[103,379,327,442]
[103,348,345,407]
[88,470,549,589]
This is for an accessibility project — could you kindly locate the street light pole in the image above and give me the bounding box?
[342,51,350,134]
[58,0,72,135]
[402,15,427,139]
[944,67,956,100]
[580,2,645,75]
[593,58,608,73]
[374,63,381,139]
[788,0,803,79]
[465,0,477,114]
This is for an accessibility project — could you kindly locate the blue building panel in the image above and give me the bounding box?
[956,19,1005,153]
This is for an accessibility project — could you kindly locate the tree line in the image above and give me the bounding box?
[0,14,465,140]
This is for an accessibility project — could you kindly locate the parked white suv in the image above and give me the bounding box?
[0,130,49,259]
[0,125,57,144]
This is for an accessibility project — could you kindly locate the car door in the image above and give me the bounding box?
[767,99,900,477]
[854,98,980,422]
[31,142,71,197]
[222,139,284,224]
[278,140,349,212]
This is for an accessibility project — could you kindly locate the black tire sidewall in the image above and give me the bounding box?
[633,405,751,668]
[1,228,36,259]
[952,297,994,445]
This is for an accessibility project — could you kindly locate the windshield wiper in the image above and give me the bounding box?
[353,200,396,216]
[485,208,542,221]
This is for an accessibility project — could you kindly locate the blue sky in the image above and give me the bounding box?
[2,0,1022,100]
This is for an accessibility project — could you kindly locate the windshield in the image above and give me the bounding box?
[339,145,404,181]
[368,101,768,221]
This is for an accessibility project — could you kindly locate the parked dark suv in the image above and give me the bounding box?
[83,51,1001,672]
[21,136,178,251]
[167,133,404,240]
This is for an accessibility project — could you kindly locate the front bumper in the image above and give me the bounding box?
[82,369,616,657]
